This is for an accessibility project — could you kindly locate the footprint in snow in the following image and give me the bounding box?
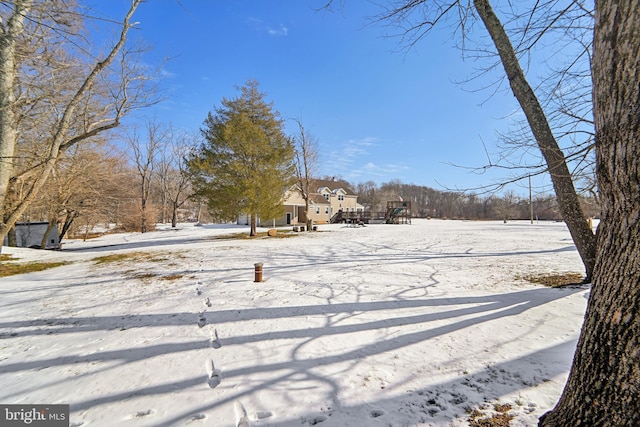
[195,287,202,296]
[370,409,385,418]
[197,312,206,328]
[210,328,222,349]
[206,359,221,388]
[186,413,206,424]
[306,415,327,425]
[234,401,251,427]
[204,297,212,307]
[133,409,154,418]
[252,411,273,420]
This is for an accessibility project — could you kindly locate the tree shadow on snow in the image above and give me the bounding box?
[0,230,587,426]
[0,285,584,425]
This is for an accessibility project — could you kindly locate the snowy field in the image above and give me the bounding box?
[0,219,589,427]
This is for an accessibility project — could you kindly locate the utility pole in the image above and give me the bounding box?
[529,174,534,224]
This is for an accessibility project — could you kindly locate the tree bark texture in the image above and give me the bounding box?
[473,0,597,281]
[540,2,640,425]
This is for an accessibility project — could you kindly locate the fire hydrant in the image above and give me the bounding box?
[254,263,263,282]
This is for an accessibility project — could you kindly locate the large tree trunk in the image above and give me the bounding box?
[0,0,29,254]
[539,2,640,425]
[474,0,597,281]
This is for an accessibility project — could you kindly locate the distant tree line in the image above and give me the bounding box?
[353,179,600,221]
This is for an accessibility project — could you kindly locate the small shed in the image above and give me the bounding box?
[3,222,61,249]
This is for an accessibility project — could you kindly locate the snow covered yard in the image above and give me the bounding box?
[0,219,589,427]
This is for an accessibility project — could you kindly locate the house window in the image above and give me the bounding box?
[323,194,330,201]
[316,207,320,214]
[325,207,329,214]
[338,195,344,201]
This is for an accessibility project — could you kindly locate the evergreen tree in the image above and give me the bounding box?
[190,80,295,236]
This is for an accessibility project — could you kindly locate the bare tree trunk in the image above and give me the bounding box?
[292,117,319,232]
[196,201,202,224]
[250,214,257,237]
[306,199,312,231]
[141,188,147,233]
[474,0,596,281]
[0,1,28,254]
[539,2,640,425]
[83,218,91,241]
[39,218,56,249]
[162,190,168,224]
[6,225,17,247]
[59,210,78,242]
[171,201,178,228]
[128,120,167,234]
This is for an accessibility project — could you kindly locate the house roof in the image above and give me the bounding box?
[313,178,356,195]
[309,194,331,205]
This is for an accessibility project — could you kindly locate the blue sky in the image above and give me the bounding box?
[90,1,541,194]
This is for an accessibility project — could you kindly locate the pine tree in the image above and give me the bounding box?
[190,80,295,236]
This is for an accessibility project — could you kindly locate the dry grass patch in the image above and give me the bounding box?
[68,231,108,240]
[210,230,297,240]
[468,403,514,427]
[92,251,172,265]
[160,273,184,281]
[132,272,158,280]
[127,272,184,282]
[0,261,69,278]
[521,272,585,287]
[92,252,186,283]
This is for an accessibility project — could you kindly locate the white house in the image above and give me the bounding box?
[236,178,362,227]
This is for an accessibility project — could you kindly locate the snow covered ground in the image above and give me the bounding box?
[0,219,589,427]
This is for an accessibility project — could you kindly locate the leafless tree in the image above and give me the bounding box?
[0,0,157,252]
[322,0,596,280]
[22,138,117,245]
[455,2,596,197]
[327,3,638,422]
[473,0,595,280]
[292,116,320,231]
[496,189,519,222]
[355,180,380,211]
[124,119,169,233]
[155,129,196,227]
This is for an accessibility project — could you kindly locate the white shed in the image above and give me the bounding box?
[3,222,61,249]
